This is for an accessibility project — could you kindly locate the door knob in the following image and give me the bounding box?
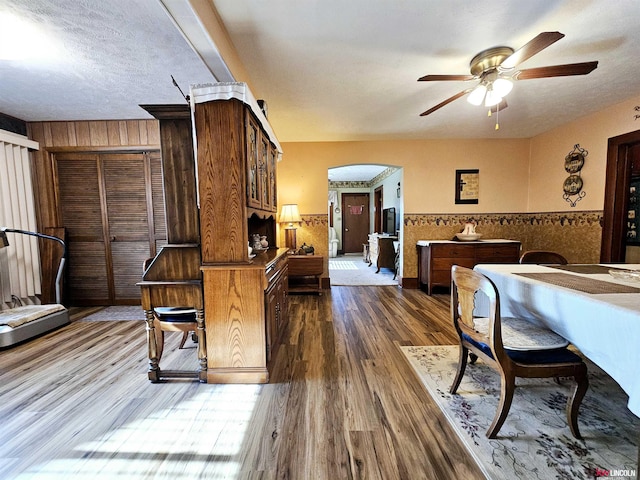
[345,228,349,232]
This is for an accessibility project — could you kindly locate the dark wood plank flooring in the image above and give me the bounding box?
[0,287,484,479]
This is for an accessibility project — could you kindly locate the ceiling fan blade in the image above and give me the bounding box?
[420,89,470,116]
[514,61,598,80]
[500,31,565,70]
[418,74,475,82]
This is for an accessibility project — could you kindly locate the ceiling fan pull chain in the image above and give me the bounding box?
[494,104,500,130]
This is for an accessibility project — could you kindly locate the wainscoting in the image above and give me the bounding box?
[288,211,602,289]
[402,211,603,281]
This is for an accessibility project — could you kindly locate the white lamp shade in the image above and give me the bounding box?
[492,78,513,97]
[467,84,487,106]
[279,204,301,225]
[484,89,502,107]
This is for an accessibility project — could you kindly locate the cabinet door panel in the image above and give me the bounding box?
[246,114,261,209]
[268,145,278,212]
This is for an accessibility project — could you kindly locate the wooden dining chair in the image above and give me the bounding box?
[519,250,568,265]
[450,265,589,439]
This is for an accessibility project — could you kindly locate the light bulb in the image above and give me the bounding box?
[484,89,502,107]
[492,78,513,97]
[467,85,487,106]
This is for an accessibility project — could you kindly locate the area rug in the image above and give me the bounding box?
[401,345,639,480]
[329,257,397,286]
[80,305,145,322]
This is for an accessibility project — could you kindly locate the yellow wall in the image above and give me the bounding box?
[279,94,640,217]
[276,94,640,285]
[529,94,640,212]
[278,138,531,215]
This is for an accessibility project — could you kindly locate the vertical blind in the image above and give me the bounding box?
[0,129,40,303]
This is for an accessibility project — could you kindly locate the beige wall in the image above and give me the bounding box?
[529,94,640,212]
[278,138,531,215]
[279,94,640,218]
[277,93,640,285]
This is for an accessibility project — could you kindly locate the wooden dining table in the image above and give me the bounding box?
[473,263,640,419]
[474,263,640,476]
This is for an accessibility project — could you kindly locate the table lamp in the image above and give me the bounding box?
[279,204,302,252]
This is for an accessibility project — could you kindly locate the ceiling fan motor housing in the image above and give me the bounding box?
[469,46,515,76]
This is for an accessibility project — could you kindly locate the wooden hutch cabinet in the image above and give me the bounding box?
[192,83,287,383]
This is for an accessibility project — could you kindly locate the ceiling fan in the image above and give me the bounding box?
[418,32,598,117]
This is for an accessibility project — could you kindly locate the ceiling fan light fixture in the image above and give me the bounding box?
[492,78,513,97]
[484,88,502,107]
[467,84,487,105]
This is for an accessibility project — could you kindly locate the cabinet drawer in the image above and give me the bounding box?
[475,244,520,261]
[432,257,475,270]
[431,244,473,257]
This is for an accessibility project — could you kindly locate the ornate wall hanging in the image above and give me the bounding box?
[563,144,587,207]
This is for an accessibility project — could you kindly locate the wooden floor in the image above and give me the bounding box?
[0,286,484,479]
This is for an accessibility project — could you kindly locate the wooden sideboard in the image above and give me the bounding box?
[193,83,287,383]
[369,234,398,273]
[288,255,324,294]
[417,240,521,295]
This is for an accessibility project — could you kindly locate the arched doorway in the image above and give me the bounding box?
[327,164,403,285]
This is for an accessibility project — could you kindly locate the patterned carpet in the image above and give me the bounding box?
[401,345,638,480]
[329,256,397,286]
[80,306,145,322]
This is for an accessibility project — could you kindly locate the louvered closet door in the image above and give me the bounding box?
[56,152,165,305]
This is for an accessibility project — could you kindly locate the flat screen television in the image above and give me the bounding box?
[382,207,396,235]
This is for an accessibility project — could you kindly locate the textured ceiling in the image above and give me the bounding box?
[1,0,640,147]
[328,165,390,183]
[0,0,216,121]
[214,0,640,142]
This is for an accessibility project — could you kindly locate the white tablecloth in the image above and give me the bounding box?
[473,263,640,417]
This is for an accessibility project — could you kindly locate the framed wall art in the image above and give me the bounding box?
[455,169,479,204]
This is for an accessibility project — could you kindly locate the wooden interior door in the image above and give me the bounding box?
[56,151,165,305]
[342,192,370,253]
[601,130,640,262]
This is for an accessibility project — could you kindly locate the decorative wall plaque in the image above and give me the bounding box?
[563,144,587,207]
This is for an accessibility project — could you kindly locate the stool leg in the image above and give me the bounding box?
[196,308,207,383]
[145,309,160,382]
[154,318,165,363]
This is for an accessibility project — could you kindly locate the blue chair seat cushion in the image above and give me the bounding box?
[462,332,583,365]
[154,307,196,323]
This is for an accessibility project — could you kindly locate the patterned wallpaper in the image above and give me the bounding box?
[290,211,603,287]
[402,211,603,280]
[279,214,329,257]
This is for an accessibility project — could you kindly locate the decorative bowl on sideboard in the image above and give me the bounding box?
[455,233,483,241]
